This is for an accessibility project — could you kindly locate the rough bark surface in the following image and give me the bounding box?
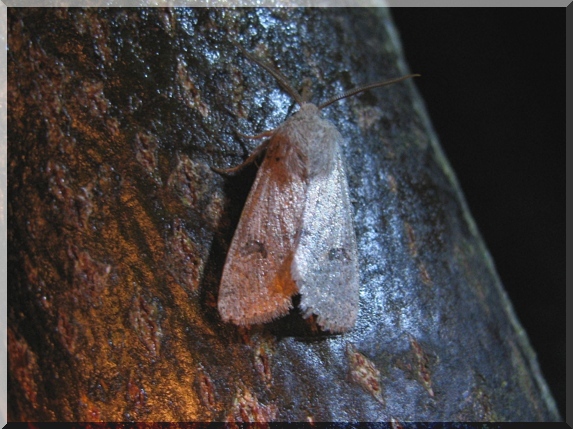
[8,8,560,422]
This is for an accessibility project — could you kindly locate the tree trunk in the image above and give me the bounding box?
[7,7,560,422]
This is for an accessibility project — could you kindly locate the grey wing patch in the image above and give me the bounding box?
[292,143,359,332]
[218,149,306,326]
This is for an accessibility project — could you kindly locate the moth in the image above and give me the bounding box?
[216,45,417,332]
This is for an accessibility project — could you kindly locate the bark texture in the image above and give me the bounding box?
[8,8,560,422]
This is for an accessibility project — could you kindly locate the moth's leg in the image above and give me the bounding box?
[212,134,272,175]
[236,128,276,140]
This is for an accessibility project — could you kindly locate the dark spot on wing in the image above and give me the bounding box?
[328,247,350,261]
[241,240,268,258]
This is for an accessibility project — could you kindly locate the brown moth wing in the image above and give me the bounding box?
[217,131,308,326]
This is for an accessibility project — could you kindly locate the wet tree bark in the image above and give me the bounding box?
[8,8,560,422]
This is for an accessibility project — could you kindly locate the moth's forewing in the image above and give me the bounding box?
[217,129,307,326]
[292,120,359,333]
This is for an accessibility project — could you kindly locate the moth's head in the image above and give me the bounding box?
[297,102,320,116]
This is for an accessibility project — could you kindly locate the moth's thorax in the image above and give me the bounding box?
[272,102,341,178]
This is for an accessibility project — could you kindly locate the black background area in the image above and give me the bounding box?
[391,8,564,418]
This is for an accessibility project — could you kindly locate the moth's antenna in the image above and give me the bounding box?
[318,74,420,110]
[235,42,305,107]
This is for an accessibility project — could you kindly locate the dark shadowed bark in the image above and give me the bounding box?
[8,8,560,422]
